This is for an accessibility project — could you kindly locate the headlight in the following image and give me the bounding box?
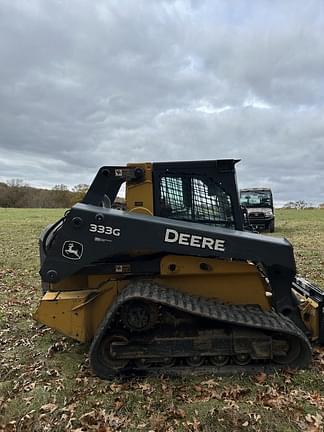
[264,209,273,216]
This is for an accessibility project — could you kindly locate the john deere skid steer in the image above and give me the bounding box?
[34,160,324,378]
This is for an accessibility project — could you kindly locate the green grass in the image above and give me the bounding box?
[273,209,324,286]
[0,208,323,431]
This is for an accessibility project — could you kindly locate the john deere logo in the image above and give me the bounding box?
[62,241,83,260]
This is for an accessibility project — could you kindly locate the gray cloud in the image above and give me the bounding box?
[0,0,323,204]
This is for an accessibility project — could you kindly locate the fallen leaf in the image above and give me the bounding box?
[40,403,58,413]
[255,372,267,384]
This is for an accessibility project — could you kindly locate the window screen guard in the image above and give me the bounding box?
[159,175,235,228]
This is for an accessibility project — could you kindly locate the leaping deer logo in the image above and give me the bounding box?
[62,241,83,260]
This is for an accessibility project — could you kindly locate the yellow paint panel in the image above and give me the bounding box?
[161,255,260,276]
[158,255,271,310]
[126,163,153,213]
[33,290,93,341]
[33,281,120,342]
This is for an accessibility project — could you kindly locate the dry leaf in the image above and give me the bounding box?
[40,403,58,413]
[255,372,267,384]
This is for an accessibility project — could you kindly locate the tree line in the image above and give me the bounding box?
[0,179,322,209]
[283,200,324,209]
[0,180,89,208]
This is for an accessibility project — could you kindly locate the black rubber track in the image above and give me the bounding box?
[89,280,312,379]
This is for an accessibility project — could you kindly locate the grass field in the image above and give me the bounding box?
[0,208,323,432]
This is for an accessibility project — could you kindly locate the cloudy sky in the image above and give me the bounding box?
[0,0,323,204]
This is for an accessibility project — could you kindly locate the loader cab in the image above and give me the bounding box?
[153,160,243,230]
[83,159,244,231]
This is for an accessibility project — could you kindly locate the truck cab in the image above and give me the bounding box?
[240,188,275,232]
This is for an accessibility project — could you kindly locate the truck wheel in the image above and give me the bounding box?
[269,220,275,233]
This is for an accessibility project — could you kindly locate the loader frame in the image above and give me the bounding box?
[35,159,324,376]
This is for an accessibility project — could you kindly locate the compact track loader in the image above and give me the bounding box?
[34,160,324,378]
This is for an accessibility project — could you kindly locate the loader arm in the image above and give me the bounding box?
[40,203,301,325]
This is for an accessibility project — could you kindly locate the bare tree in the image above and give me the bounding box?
[71,184,89,205]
